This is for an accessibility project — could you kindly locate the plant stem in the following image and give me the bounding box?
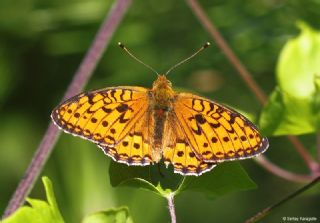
[317,133,320,163]
[186,0,267,104]
[287,136,319,173]
[3,124,60,218]
[254,156,314,183]
[167,193,177,223]
[244,176,320,223]
[186,0,318,176]
[2,0,131,218]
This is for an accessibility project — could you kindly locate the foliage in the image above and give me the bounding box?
[82,207,133,223]
[260,22,320,136]
[2,177,133,223]
[2,177,64,223]
[109,161,256,199]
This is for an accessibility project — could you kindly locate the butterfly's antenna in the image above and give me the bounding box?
[165,42,211,76]
[118,42,159,75]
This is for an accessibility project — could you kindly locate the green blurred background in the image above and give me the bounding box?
[1,0,320,222]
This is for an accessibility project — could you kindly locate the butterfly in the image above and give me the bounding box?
[51,43,269,176]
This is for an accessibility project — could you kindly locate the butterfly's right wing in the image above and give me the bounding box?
[51,87,149,147]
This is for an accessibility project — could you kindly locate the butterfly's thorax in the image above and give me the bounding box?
[149,75,175,161]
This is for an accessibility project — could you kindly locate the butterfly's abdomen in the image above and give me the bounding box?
[151,108,169,162]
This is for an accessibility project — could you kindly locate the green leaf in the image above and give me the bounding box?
[109,161,256,199]
[109,162,183,197]
[259,88,315,135]
[2,176,64,223]
[82,207,133,223]
[260,22,320,136]
[176,162,257,198]
[277,22,320,98]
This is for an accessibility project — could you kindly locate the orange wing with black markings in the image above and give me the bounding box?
[51,87,149,147]
[97,109,154,166]
[162,114,216,176]
[173,93,269,163]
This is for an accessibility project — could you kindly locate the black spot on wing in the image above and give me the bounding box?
[195,114,206,124]
[102,121,108,127]
[116,103,130,113]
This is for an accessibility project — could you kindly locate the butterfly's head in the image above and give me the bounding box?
[153,75,172,89]
[152,75,175,106]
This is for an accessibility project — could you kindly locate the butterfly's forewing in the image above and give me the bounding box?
[162,113,216,176]
[173,93,269,163]
[51,87,149,146]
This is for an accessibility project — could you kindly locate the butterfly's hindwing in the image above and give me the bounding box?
[162,113,216,176]
[97,109,154,166]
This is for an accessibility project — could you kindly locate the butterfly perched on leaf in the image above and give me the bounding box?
[51,43,268,176]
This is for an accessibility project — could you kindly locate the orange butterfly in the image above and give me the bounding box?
[51,43,268,176]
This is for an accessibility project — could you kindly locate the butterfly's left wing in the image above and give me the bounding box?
[51,87,149,146]
[173,93,269,163]
[97,108,155,166]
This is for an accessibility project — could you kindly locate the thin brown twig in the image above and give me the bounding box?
[287,136,318,173]
[317,133,320,163]
[244,176,320,223]
[186,0,267,105]
[2,0,132,218]
[254,156,315,183]
[186,0,318,177]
